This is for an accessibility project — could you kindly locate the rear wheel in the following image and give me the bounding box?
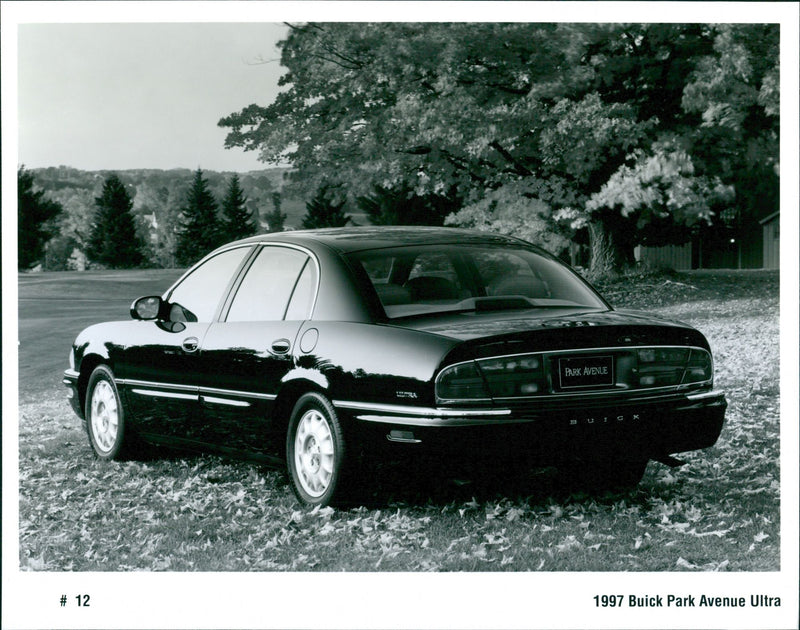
[286,393,346,507]
[85,365,137,460]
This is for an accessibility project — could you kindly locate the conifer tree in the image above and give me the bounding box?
[356,183,457,226]
[18,167,63,269]
[301,184,351,229]
[175,169,222,266]
[265,191,287,232]
[86,174,144,268]
[219,174,256,241]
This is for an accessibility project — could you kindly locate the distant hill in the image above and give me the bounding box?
[30,165,311,231]
[25,165,369,270]
[30,165,366,232]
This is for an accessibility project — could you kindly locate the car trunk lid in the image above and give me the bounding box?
[395,309,714,403]
[394,308,708,360]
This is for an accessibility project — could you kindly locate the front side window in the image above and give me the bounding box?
[168,247,250,322]
[350,244,606,318]
[226,246,310,322]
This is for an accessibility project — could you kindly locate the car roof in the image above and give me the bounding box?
[230,226,528,254]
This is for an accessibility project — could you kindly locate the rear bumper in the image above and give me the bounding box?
[338,390,727,462]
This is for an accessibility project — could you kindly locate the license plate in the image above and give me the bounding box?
[558,355,614,389]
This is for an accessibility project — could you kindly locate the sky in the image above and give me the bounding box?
[18,22,288,172]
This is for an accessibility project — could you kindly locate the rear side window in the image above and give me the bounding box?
[226,246,310,322]
[168,247,250,322]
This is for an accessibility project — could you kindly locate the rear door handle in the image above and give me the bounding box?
[270,338,291,355]
[182,337,199,353]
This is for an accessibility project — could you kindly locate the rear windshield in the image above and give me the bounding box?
[348,243,607,319]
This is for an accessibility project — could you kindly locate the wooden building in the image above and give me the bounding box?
[636,212,780,271]
[760,211,780,270]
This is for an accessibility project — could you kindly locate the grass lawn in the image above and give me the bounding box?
[17,268,780,571]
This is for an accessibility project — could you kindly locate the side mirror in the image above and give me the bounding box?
[130,296,163,321]
[168,302,198,323]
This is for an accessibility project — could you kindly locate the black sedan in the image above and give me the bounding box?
[64,227,726,506]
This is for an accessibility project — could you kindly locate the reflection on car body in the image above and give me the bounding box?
[64,227,726,506]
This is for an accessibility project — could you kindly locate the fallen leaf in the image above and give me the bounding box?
[676,557,698,569]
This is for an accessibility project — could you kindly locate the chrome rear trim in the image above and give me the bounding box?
[333,400,510,418]
[685,390,725,402]
[356,413,529,428]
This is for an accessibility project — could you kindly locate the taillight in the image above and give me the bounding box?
[436,354,547,401]
[682,348,714,384]
[477,355,546,397]
[436,363,489,400]
[636,348,689,387]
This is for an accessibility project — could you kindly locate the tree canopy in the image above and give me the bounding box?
[220,23,779,274]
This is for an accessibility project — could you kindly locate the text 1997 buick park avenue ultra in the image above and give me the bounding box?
[64,227,726,506]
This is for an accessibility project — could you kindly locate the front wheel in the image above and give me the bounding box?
[85,365,136,460]
[286,393,346,507]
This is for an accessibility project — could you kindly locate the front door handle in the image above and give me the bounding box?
[182,337,199,353]
[270,338,291,355]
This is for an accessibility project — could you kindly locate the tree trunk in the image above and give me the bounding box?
[587,221,615,279]
[587,216,637,279]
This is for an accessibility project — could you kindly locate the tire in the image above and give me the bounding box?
[286,392,346,507]
[84,365,135,460]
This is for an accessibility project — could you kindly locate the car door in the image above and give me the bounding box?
[195,244,318,455]
[121,245,253,442]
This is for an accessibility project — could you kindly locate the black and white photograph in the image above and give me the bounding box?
[2,2,798,629]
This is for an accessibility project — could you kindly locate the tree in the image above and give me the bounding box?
[265,191,287,232]
[44,186,94,249]
[301,184,351,229]
[445,180,572,256]
[153,178,194,268]
[218,23,661,271]
[680,24,779,267]
[86,174,145,268]
[574,24,777,271]
[43,235,81,271]
[18,167,63,269]
[220,23,580,201]
[220,23,778,274]
[356,183,458,226]
[175,169,223,266]
[219,174,256,241]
